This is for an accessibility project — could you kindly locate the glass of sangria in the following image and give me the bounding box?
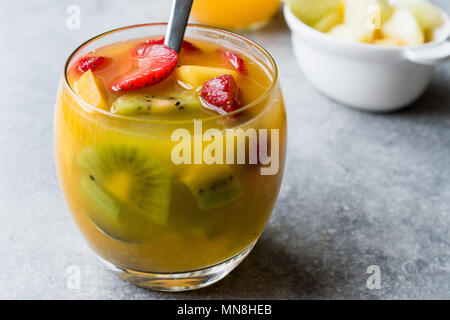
[191,0,281,30]
[54,23,287,291]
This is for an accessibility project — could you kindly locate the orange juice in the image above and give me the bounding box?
[54,24,286,291]
[191,0,281,30]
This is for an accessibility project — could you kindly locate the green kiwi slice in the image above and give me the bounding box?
[78,144,171,242]
[182,165,243,211]
[111,92,201,116]
[80,175,120,220]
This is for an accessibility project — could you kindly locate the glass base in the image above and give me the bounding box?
[98,241,256,292]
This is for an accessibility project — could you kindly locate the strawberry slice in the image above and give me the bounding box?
[111,44,178,92]
[145,37,164,45]
[77,56,108,73]
[223,50,247,74]
[178,39,198,51]
[134,37,198,56]
[201,74,241,113]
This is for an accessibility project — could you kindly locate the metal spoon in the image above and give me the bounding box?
[164,0,194,53]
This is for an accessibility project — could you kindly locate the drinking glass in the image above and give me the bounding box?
[54,24,287,291]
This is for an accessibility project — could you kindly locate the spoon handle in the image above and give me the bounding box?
[165,0,194,53]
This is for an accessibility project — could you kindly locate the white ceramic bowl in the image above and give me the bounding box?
[284,3,450,112]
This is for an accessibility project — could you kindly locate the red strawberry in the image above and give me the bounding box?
[111,44,178,92]
[178,39,198,51]
[77,56,108,73]
[133,38,164,56]
[223,50,247,74]
[134,37,198,56]
[201,74,241,113]
[145,37,165,45]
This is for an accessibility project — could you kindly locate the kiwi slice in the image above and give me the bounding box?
[111,92,201,116]
[80,175,120,220]
[182,165,243,211]
[78,144,171,242]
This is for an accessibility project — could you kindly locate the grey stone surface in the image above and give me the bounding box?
[0,0,449,300]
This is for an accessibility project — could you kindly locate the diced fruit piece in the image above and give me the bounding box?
[61,91,98,146]
[111,44,178,91]
[111,92,201,115]
[328,23,376,43]
[77,56,109,73]
[313,8,343,32]
[201,74,241,113]
[383,8,425,46]
[176,65,238,90]
[344,0,392,26]
[182,165,243,211]
[223,50,247,74]
[74,69,109,110]
[78,144,171,226]
[134,37,199,56]
[286,0,342,26]
[397,0,444,31]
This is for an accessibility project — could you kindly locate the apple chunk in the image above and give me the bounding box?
[286,0,342,26]
[328,24,376,43]
[313,9,343,32]
[383,8,425,46]
[397,0,444,32]
[344,0,392,26]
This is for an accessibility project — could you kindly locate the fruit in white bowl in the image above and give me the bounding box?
[327,23,376,43]
[344,0,392,25]
[284,0,342,26]
[383,7,425,45]
[397,0,444,32]
[285,0,445,46]
[312,9,343,32]
[283,0,450,112]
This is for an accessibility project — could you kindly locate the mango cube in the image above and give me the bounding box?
[74,69,108,110]
[176,66,238,90]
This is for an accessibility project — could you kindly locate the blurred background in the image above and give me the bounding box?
[0,0,449,299]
